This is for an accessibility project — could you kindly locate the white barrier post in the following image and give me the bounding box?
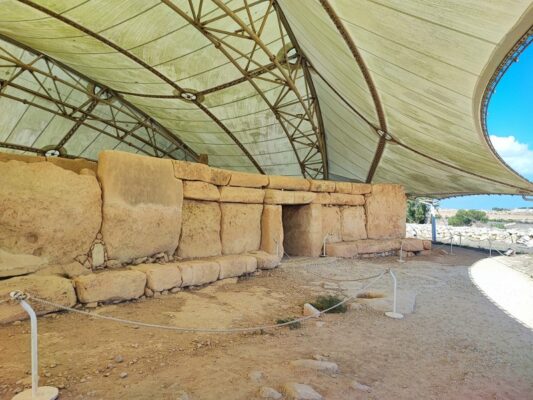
[321,234,331,257]
[385,270,404,319]
[488,238,492,257]
[398,241,405,263]
[10,291,58,400]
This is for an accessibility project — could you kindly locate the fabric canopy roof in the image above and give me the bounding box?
[0,0,531,197]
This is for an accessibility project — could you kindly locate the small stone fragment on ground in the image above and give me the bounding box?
[248,370,264,383]
[303,303,320,317]
[114,355,124,363]
[290,359,339,374]
[259,386,283,399]
[351,381,371,392]
[283,382,323,400]
[119,372,128,379]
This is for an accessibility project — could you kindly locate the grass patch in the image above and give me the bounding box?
[356,291,385,299]
[310,295,347,313]
[276,317,301,330]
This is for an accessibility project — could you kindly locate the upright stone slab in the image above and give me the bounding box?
[365,184,406,239]
[283,204,323,257]
[98,151,183,262]
[0,160,101,264]
[177,200,221,258]
[341,206,367,241]
[220,203,263,255]
[260,205,284,258]
[321,206,342,243]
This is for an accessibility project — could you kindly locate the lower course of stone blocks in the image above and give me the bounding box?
[325,238,428,258]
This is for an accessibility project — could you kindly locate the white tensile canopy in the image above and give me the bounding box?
[0,0,531,196]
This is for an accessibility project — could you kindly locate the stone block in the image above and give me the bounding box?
[132,263,181,291]
[248,251,281,269]
[172,160,211,182]
[311,193,331,204]
[260,205,283,257]
[0,160,101,264]
[423,240,432,250]
[355,239,401,254]
[334,182,352,194]
[183,181,220,201]
[283,204,323,257]
[0,152,45,163]
[213,255,257,279]
[178,260,220,286]
[35,261,90,279]
[329,193,365,206]
[308,180,336,192]
[0,249,47,278]
[219,186,265,203]
[401,238,425,252]
[208,167,231,186]
[177,200,221,258]
[365,184,406,239]
[419,250,432,256]
[46,157,97,174]
[220,203,263,255]
[341,206,367,241]
[351,183,372,195]
[74,270,146,303]
[268,176,310,191]
[325,242,358,258]
[98,151,183,263]
[264,189,316,205]
[321,206,342,243]
[228,171,269,188]
[0,275,77,323]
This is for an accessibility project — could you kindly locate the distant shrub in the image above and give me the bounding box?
[492,207,509,211]
[310,295,347,313]
[448,209,488,226]
[406,200,428,224]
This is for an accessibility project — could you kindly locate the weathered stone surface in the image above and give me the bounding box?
[46,157,97,174]
[213,255,257,279]
[228,171,269,188]
[329,193,365,206]
[0,275,76,323]
[282,383,323,400]
[341,206,367,241]
[248,251,280,269]
[334,182,352,194]
[264,189,316,205]
[177,200,221,258]
[308,180,336,192]
[219,186,265,203]
[303,303,320,317]
[311,193,331,204]
[183,181,220,201]
[74,270,146,303]
[0,160,102,263]
[401,238,425,252]
[260,205,283,257]
[283,204,323,257]
[35,261,90,279]
[259,387,283,399]
[351,183,372,195]
[321,206,342,243]
[0,151,44,163]
[132,263,181,291]
[356,239,401,254]
[208,168,231,186]
[268,176,311,191]
[178,260,220,286]
[290,359,339,374]
[98,151,183,262]
[220,203,262,255]
[172,160,211,182]
[423,240,432,250]
[91,243,105,267]
[365,184,406,239]
[0,249,47,278]
[325,242,358,258]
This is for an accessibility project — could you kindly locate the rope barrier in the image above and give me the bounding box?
[22,270,388,334]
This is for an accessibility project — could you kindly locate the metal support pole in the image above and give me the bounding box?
[385,270,404,319]
[431,214,437,244]
[398,241,405,263]
[321,234,331,257]
[10,291,58,400]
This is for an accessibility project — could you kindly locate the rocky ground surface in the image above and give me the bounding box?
[407,223,533,253]
[1,247,532,399]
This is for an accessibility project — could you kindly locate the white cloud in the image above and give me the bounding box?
[489,135,533,177]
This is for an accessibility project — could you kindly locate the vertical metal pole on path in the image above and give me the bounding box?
[10,291,58,400]
[431,207,437,244]
[385,270,404,320]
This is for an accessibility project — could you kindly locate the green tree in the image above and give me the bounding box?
[406,200,428,224]
[448,209,488,226]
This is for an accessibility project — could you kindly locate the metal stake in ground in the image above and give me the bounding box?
[9,291,59,400]
[385,270,404,320]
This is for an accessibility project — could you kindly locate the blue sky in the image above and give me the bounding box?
[441,42,533,210]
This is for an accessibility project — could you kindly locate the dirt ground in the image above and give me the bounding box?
[1,246,532,400]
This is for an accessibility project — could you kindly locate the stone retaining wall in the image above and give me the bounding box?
[0,150,415,322]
